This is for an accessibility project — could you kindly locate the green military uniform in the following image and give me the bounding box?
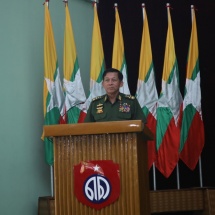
[84,93,147,123]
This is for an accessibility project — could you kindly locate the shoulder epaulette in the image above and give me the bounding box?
[124,94,135,100]
[92,96,103,101]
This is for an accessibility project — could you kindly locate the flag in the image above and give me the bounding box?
[112,4,130,94]
[79,2,106,121]
[63,4,86,124]
[179,6,205,170]
[42,4,65,165]
[155,5,183,178]
[136,5,158,170]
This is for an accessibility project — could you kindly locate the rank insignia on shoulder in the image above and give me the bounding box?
[92,96,102,101]
[125,95,135,99]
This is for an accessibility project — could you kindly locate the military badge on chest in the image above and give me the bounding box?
[96,103,104,114]
[119,102,130,112]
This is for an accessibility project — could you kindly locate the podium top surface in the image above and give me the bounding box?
[43,120,151,137]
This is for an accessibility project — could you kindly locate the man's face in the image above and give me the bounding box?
[102,72,123,94]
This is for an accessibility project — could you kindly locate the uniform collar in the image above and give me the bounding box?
[104,93,122,102]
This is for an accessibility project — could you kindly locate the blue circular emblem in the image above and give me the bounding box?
[83,174,111,204]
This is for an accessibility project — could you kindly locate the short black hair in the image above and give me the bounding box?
[102,68,123,81]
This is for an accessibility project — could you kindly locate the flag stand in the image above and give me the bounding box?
[199,156,203,187]
[176,163,180,189]
[152,163,156,191]
[50,165,54,197]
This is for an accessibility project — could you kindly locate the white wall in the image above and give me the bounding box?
[0,0,93,214]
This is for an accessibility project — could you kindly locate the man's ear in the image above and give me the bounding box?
[120,81,124,87]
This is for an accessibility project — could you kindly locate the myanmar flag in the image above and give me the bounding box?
[63,4,86,124]
[136,5,158,170]
[80,2,105,121]
[155,5,183,178]
[112,4,130,95]
[179,6,205,170]
[42,4,65,165]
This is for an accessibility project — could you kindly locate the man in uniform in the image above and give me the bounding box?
[84,68,147,123]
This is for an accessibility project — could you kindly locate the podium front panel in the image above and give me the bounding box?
[53,132,149,215]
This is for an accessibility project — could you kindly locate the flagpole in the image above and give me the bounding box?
[47,0,54,198]
[199,156,203,187]
[84,0,99,2]
[176,163,180,189]
[93,0,98,7]
[90,0,98,5]
[190,5,203,189]
[166,2,181,189]
[44,0,54,197]
[50,165,54,197]
[44,0,49,7]
[63,0,68,5]
[152,163,156,190]
[141,3,157,191]
[47,0,54,197]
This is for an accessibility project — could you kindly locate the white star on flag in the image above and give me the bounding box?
[93,165,100,172]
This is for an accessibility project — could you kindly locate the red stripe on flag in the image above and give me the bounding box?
[180,112,205,170]
[156,118,180,178]
[78,111,87,123]
[146,112,157,170]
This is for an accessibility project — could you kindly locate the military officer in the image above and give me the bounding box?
[84,68,147,123]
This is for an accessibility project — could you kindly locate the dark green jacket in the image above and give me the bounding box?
[84,93,147,123]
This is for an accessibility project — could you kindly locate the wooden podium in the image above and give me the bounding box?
[43,120,153,215]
